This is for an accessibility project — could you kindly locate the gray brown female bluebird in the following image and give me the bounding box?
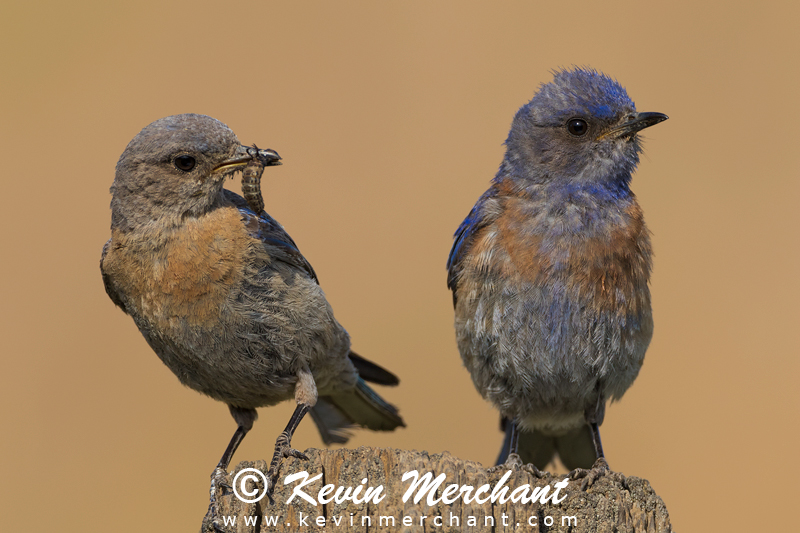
[100,114,404,528]
[447,68,667,478]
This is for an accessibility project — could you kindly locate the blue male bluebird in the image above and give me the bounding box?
[100,114,404,528]
[447,68,667,479]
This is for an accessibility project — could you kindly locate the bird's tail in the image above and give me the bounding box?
[347,351,399,386]
[496,418,596,470]
[309,352,404,445]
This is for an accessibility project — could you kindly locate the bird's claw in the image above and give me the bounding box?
[569,457,624,490]
[488,453,543,477]
[284,448,308,461]
[488,452,523,473]
[200,467,232,532]
[201,501,228,533]
[266,431,308,495]
[522,463,544,478]
[201,512,233,533]
[212,467,232,490]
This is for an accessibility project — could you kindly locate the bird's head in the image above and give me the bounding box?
[504,67,667,189]
[110,114,280,231]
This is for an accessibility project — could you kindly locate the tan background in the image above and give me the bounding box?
[1,1,798,531]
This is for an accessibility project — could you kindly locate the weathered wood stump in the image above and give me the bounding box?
[204,447,673,532]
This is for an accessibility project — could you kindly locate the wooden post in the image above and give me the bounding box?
[204,447,673,532]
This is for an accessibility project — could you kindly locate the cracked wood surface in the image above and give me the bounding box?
[205,447,673,532]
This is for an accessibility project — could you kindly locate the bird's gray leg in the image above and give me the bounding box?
[503,418,522,466]
[489,419,542,477]
[202,406,257,532]
[569,386,624,489]
[589,421,606,462]
[266,370,317,494]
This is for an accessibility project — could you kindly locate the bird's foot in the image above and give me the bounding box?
[488,453,544,477]
[488,452,522,473]
[569,457,625,490]
[201,467,232,532]
[266,430,308,494]
[271,430,309,462]
[522,462,545,478]
[212,466,232,491]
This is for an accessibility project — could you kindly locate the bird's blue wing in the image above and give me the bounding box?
[446,190,494,304]
[224,189,319,284]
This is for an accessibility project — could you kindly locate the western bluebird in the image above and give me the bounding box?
[100,114,404,526]
[447,68,667,480]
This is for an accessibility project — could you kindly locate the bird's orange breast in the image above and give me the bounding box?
[469,192,652,316]
[102,206,251,328]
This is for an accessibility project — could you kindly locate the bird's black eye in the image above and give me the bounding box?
[173,155,196,172]
[567,118,589,136]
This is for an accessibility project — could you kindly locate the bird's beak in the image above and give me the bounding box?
[598,112,669,140]
[212,145,282,174]
[213,145,253,174]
